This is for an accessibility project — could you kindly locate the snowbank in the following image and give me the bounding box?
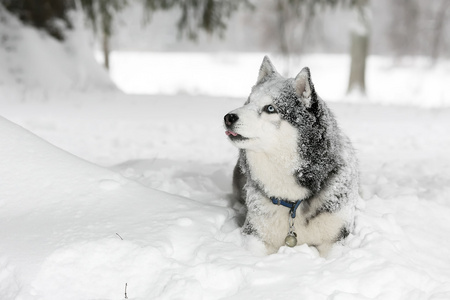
[0,115,248,299]
[0,7,115,102]
[2,97,450,299]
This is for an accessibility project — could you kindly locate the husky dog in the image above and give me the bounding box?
[224,56,359,256]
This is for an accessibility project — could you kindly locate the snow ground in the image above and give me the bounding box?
[1,92,450,299]
[105,52,450,107]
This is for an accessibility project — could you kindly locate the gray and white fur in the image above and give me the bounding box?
[224,56,359,256]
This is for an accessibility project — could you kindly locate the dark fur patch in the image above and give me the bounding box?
[271,81,344,195]
[305,193,347,225]
[335,226,350,242]
[305,209,324,226]
[242,220,257,236]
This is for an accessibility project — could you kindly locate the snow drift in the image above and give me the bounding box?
[0,7,115,101]
[2,99,450,299]
[0,115,248,299]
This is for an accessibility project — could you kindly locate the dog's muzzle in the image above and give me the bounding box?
[224,113,248,141]
[224,113,239,127]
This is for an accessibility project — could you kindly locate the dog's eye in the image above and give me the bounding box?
[263,105,277,114]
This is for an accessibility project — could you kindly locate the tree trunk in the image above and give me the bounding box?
[277,0,289,56]
[430,0,450,64]
[347,0,370,95]
[348,30,368,94]
[102,32,110,70]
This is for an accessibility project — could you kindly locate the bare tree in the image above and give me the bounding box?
[141,0,248,40]
[430,0,450,63]
[79,0,127,70]
[276,0,370,96]
[387,0,420,59]
[347,0,370,95]
[80,0,248,70]
[275,0,316,57]
[385,0,449,64]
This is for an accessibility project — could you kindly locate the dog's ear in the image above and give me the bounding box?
[256,56,278,85]
[294,67,317,109]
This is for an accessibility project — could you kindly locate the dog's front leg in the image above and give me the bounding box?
[232,161,246,204]
[242,217,258,236]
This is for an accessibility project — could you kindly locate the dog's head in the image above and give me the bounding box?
[224,56,319,152]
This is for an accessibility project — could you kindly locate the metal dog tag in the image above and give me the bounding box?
[285,232,297,247]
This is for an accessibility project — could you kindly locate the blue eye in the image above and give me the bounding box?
[264,105,277,114]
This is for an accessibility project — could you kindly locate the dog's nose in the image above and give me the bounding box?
[224,113,239,126]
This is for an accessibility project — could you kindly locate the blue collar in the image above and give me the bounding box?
[271,197,303,218]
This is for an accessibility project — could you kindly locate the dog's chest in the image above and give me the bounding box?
[245,151,309,201]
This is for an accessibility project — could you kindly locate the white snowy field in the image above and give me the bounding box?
[2,13,450,297]
[2,87,450,299]
[105,51,450,107]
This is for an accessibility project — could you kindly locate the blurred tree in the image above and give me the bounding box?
[80,0,248,69]
[278,0,370,95]
[387,0,449,64]
[430,0,450,63]
[274,0,327,57]
[347,0,369,95]
[1,0,247,70]
[79,0,127,70]
[142,0,247,41]
[0,0,75,40]
[388,0,419,59]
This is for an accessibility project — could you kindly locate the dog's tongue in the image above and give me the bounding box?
[225,130,238,137]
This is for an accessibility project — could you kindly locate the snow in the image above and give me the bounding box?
[0,8,115,98]
[3,87,450,300]
[2,10,450,300]
[104,52,450,107]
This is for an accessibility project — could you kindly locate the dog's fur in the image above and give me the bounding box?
[224,56,359,256]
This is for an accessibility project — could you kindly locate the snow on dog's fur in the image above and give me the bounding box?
[224,56,359,256]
